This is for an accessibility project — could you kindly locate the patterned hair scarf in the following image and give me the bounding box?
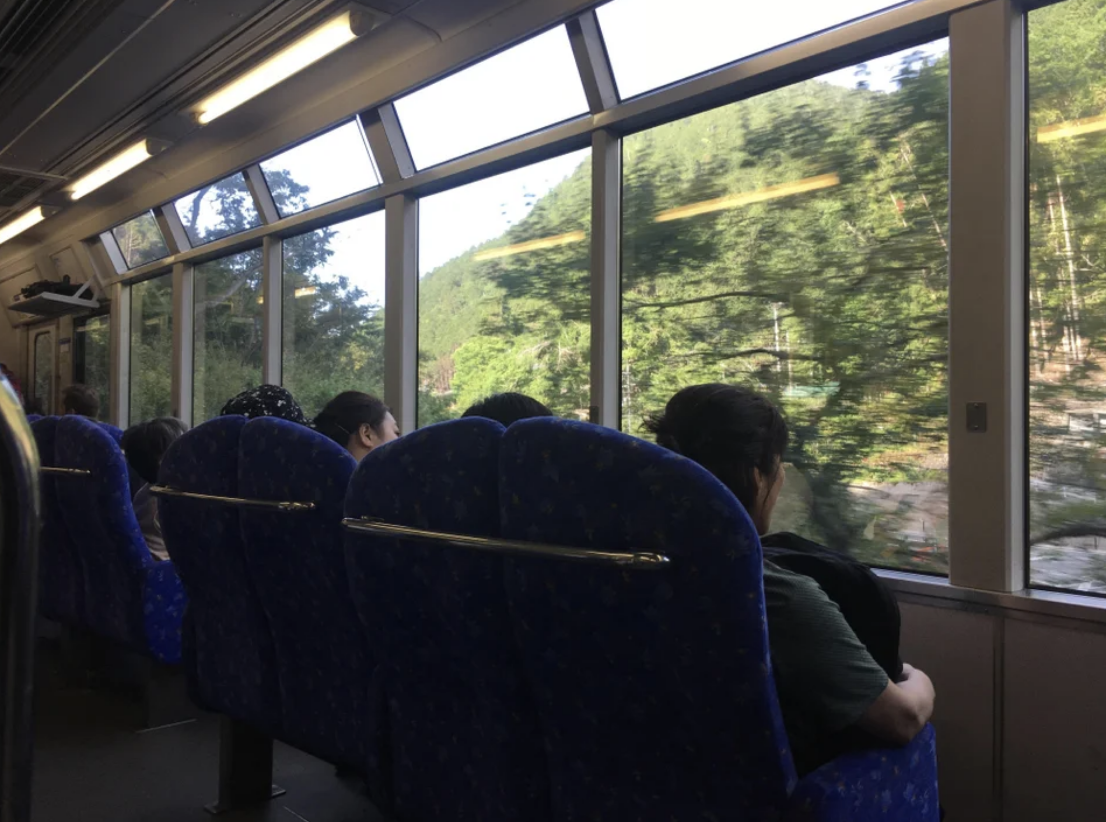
[219,385,308,425]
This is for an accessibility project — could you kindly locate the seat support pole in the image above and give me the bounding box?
[204,717,285,814]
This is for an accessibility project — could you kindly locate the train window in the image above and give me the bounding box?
[110,212,170,269]
[32,330,54,413]
[193,249,264,423]
[173,172,261,247]
[596,0,906,100]
[74,315,110,421]
[1028,0,1106,593]
[418,149,591,425]
[260,120,382,218]
[282,211,386,418]
[621,42,950,573]
[394,26,588,170]
[129,276,173,423]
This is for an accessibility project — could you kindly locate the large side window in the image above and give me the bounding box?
[129,276,173,423]
[418,150,592,425]
[74,315,110,421]
[1028,0,1106,593]
[173,173,262,247]
[193,249,264,423]
[282,212,386,418]
[621,42,950,573]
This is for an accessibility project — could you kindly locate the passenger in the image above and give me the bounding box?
[646,383,935,775]
[219,384,307,424]
[62,383,100,418]
[121,417,188,562]
[461,392,554,426]
[313,391,400,462]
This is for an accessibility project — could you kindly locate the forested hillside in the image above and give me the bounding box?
[122,0,1106,580]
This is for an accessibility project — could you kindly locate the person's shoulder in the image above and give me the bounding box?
[763,559,831,602]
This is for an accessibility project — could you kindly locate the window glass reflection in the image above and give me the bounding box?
[1028,0,1106,593]
[261,121,381,218]
[111,212,170,269]
[418,150,591,425]
[598,0,906,99]
[621,42,950,573]
[174,173,261,246]
[75,315,110,421]
[193,250,264,423]
[130,276,173,423]
[395,27,588,169]
[282,212,386,418]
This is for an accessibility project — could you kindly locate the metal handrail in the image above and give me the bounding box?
[0,378,40,822]
[342,518,672,569]
[149,485,316,513]
[39,467,91,477]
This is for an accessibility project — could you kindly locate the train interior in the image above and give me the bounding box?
[0,0,1105,820]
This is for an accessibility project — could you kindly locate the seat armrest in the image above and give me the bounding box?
[783,724,939,822]
[142,561,188,665]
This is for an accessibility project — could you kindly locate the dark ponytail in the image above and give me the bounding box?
[313,391,390,446]
[644,383,788,513]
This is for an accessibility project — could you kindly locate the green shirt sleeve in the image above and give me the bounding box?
[762,560,890,734]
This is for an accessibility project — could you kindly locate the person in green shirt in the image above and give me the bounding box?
[646,383,935,774]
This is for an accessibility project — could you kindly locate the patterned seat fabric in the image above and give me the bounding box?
[31,417,85,624]
[158,416,281,730]
[500,418,796,822]
[239,418,380,779]
[344,418,549,822]
[500,418,939,822]
[53,416,184,663]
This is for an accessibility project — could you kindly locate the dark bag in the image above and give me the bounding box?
[762,531,903,681]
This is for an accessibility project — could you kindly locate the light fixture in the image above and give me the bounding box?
[195,10,374,125]
[69,140,161,200]
[653,173,841,223]
[0,206,48,246]
[473,231,587,261]
[1038,113,1106,144]
[294,286,318,298]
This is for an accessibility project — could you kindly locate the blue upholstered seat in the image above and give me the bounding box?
[53,415,185,663]
[238,418,381,779]
[344,418,549,822]
[158,415,282,732]
[25,413,42,423]
[499,418,939,822]
[31,417,85,624]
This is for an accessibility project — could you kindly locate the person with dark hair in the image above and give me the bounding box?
[646,384,935,775]
[461,392,554,427]
[220,384,307,424]
[62,383,100,418]
[121,417,189,561]
[313,391,400,461]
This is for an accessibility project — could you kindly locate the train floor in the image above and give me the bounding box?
[31,643,386,822]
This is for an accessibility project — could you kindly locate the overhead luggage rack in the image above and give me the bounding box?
[9,280,99,318]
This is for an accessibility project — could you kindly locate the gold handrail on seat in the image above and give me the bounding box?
[40,467,92,477]
[149,485,316,512]
[342,518,672,569]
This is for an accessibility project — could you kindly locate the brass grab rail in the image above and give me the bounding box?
[40,466,92,477]
[342,518,672,569]
[150,485,316,513]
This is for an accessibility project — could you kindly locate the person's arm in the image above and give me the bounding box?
[857,663,935,746]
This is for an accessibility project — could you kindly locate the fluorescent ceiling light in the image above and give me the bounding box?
[0,206,47,246]
[654,173,841,223]
[473,230,587,261]
[69,140,156,200]
[1038,114,1106,144]
[196,11,361,125]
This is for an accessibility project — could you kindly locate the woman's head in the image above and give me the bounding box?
[461,392,553,427]
[645,384,789,534]
[121,417,189,486]
[220,385,307,424]
[313,391,400,461]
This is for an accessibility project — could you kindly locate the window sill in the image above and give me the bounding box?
[875,568,1106,627]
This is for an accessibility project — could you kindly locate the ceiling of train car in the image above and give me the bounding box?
[0,0,508,228]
